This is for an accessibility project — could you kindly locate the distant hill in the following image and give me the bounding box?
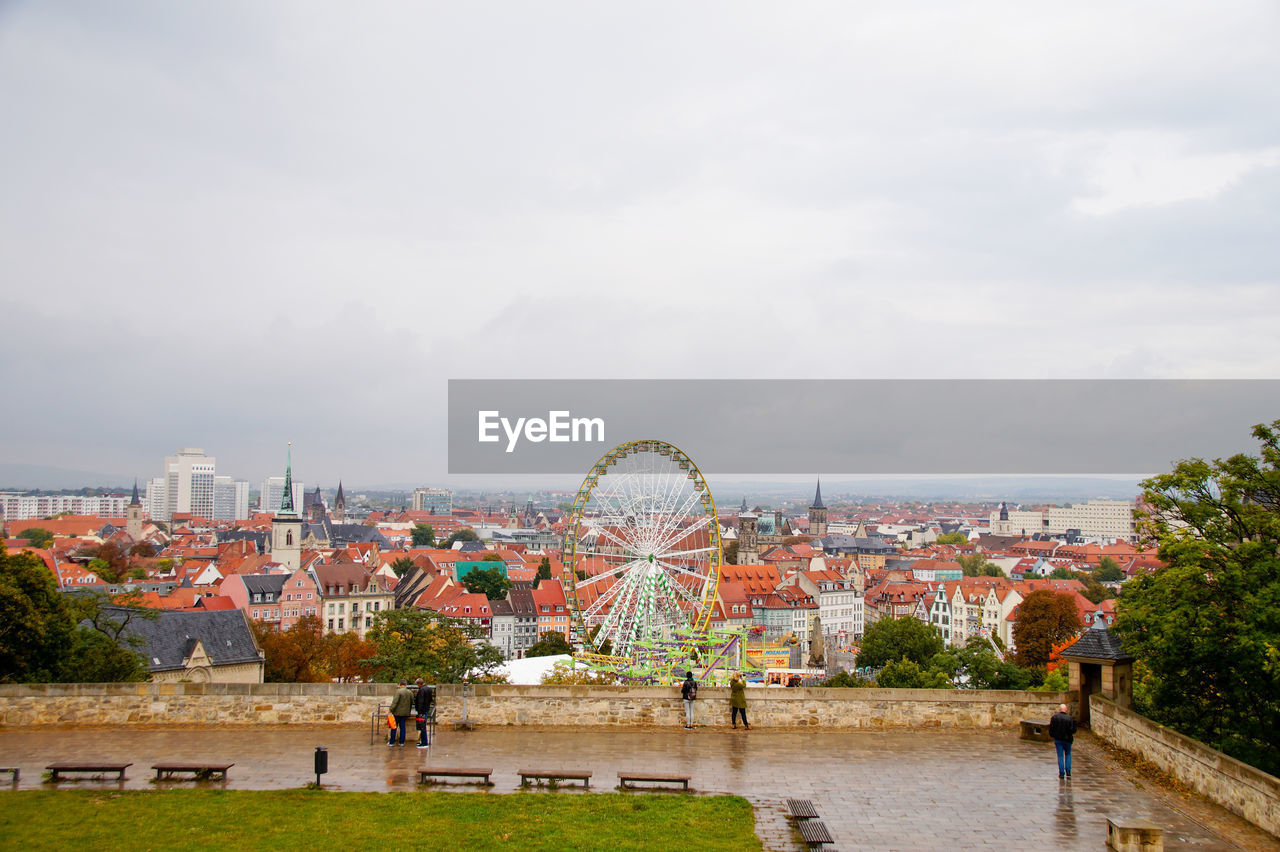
[0,463,130,490]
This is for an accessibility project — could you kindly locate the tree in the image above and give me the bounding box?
[365,608,503,683]
[936,532,969,545]
[855,616,944,668]
[876,657,950,689]
[1013,590,1083,668]
[536,557,553,581]
[462,565,512,600]
[254,616,332,682]
[18,528,54,549]
[526,631,574,657]
[722,541,738,565]
[389,557,416,578]
[1079,577,1113,604]
[441,528,478,549]
[410,523,435,547]
[0,550,76,681]
[129,542,156,558]
[957,553,1002,577]
[928,638,1035,690]
[481,553,504,562]
[1114,420,1280,774]
[1094,556,1125,583]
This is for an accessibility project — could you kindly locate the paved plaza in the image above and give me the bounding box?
[0,723,1273,851]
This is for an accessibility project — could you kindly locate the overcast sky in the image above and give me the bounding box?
[2,2,1278,489]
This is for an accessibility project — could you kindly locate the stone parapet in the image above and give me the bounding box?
[0,683,1070,730]
[1090,695,1280,840]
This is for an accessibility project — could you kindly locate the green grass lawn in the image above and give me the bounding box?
[0,789,760,851]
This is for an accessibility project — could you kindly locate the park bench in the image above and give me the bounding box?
[617,771,691,791]
[0,766,18,783]
[418,767,493,786]
[152,762,234,781]
[786,798,820,820]
[1019,719,1052,742]
[518,768,591,788]
[797,819,835,850]
[46,762,131,781]
[1106,818,1164,852]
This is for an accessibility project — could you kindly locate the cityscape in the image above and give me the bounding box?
[2,2,1278,850]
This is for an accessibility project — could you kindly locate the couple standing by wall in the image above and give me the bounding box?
[681,671,750,729]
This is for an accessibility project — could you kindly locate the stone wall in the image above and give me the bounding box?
[0,682,1071,729]
[1090,695,1280,839]
[0,683,397,726]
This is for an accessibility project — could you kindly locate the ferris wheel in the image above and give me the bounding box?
[561,440,722,659]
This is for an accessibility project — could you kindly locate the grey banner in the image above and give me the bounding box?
[447,380,1280,474]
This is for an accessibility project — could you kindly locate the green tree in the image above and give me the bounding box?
[957,553,1002,577]
[389,557,416,578]
[410,523,435,547]
[462,565,512,600]
[18,527,55,549]
[928,638,1036,690]
[1013,590,1083,668]
[1094,556,1125,583]
[1079,577,1113,605]
[722,540,738,565]
[876,657,950,689]
[1114,420,1280,774]
[855,616,944,668]
[526,630,574,657]
[536,557,553,581]
[936,532,969,545]
[441,528,478,549]
[365,608,502,683]
[1047,565,1075,580]
[0,550,76,681]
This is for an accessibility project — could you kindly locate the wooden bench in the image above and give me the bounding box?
[1106,818,1164,852]
[46,762,131,781]
[0,767,18,783]
[418,767,493,786]
[152,762,234,781]
[797,819,835,849]
[786,797,820,820]
[1019,719,1052,742]
[518,768,591,788]
[618,771,691,791]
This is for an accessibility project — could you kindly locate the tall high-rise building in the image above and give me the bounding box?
[213,476,251,522]
[149,448,216,521]
[411,487,453,515]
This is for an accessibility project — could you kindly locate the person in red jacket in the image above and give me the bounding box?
[1049,703,1077,779]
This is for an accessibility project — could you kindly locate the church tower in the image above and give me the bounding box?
[270,444,302,572]
[738,512,760,564]
[126,479,145,542]
[808,479,827,538]
[332,481,346,522]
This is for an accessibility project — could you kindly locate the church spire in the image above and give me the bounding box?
[811,478,825,510]
[279,443,297,517]
[129,478,141,507]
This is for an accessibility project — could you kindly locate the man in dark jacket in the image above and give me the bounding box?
[1049,703,1076,779]
[680,671,698,729]
[414,677,435,749]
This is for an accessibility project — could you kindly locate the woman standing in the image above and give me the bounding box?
[729,672,750,729]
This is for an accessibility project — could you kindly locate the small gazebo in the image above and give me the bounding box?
[1059,614,1134,726]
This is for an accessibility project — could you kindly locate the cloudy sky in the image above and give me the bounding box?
[2,2,1278,489]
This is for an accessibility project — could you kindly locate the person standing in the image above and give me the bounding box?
[414,677,435,749]
[388,679,414,747]
[1049,703,1077,779]
[729,672,750,729]
[680,671,698,729]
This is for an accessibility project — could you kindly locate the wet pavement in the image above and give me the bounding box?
[0,724,1273,851]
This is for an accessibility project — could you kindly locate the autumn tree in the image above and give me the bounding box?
[1114,419,1280,774]
[722,540,739,565]
[1012,590,1082,668]
[957,553,1003,577]
[936,532,969,545]
[254,616,333,682]
[365,608,502,683]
